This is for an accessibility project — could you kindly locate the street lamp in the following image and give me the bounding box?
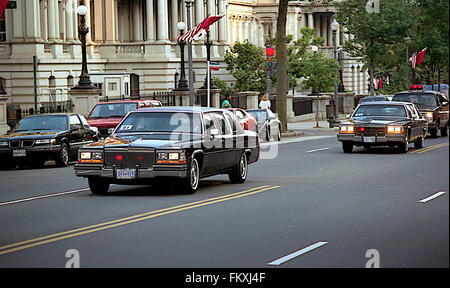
[185,0,195,106]
[311,45,321,128]
[200,0,217,90]
[174,21,189,91]
[405,36,410,88]
[331,18,339,122]
[73,4,94,89]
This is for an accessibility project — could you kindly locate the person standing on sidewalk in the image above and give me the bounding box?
[222,95,232,108]
[259,93,271,110]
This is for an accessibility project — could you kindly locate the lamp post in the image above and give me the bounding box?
[200,0,217,90]
[331,18,339,120]
[311,45,321,128]
[175,21,189,91]
[405,36,410,89]
[185,0,195,106]
[73,4,95,89]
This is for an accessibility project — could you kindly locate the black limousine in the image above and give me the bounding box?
[338,101,428,153]
[74,107,260,194]
[0,113,99,168]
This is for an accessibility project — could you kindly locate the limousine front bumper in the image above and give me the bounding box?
[74,164,188,179]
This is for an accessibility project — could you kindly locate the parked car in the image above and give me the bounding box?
[247,109,281,141]
[87,99,163,138]
[225,108,257,132]
[392,85,449,138]
[359,95,392,104]
[0,113,99,169]
[338,101,428,153]
[74,107,260,195]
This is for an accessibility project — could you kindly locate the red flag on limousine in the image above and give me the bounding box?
[178,14,225,43]
[0,0,10,19]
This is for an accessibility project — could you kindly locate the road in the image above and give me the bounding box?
[0,132,448,268]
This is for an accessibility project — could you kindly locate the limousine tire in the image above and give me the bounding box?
[179,158,200,194]
[229,152,248,184]
[429,126,438,138]
[398,141,409,153]
[342,141,353,153]
[441,124,448,137]
[88,177,110,195]
[414,136,424,149]
[55,143,69,167]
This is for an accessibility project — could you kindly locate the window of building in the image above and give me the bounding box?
[0,77,6,94]
[0,14,6,42]
[67,75,74,88]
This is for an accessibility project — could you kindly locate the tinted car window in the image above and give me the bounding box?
[89,103,138,118]
[16,115,68,131]
[393,93,437,106]
[212,112,231,135]
[353,105,407,117]
[116,112,202,134]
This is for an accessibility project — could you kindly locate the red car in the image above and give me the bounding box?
[225,108,258,132]
[87,100,162,138]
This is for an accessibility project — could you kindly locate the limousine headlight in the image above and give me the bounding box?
[35,138,56,144]
[387,125,404,134]
[340,125,354,134]
[79,151,103,163]
[156,151,186,164]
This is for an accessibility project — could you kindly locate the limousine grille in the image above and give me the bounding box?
[355,126,386,136]
[104,150,155,169]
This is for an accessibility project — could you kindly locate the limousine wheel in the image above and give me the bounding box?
[179,158,200,194]
[441,124,448,137]
[414,136,424,149]
[88,177,110,195]
[229,152,248,184]
[55,143,69,167]
[342,141,353,153]
[398,141,409,153]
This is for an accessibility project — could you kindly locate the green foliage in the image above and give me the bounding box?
[301,51,340,93]
[213,77,232,97]
[223,40,267,94]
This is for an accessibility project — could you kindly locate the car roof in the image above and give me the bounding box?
[95,99,161,104]
[359,101,410,106]
[395,90,440,95]
[131,106,224,113]
[25,113,72,117]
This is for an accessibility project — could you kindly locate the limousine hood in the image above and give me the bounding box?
[84,133,204,149]
[342,118,408,126]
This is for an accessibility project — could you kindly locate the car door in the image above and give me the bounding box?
[68,114,84,156]
[223,112,240,170]
[412,104,427,136]
[437,94,449,127]
[78,114,96,143]
[201,112,223,175]
[267,110,278,138]
[211,112,235,171]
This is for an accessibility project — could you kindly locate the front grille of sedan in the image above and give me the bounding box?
[104,150,155,169]
[8,140,34,148]
[355,126,386,136]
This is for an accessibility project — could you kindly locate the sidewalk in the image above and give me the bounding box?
[281,120,339,138]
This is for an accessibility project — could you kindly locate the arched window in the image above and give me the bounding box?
[67,75,74,88]
[0,77,6,94]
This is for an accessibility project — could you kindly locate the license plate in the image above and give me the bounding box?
[116,169,135,179]
[13,149,26,157]
[363,136,376,143]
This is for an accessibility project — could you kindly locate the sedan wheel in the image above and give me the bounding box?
[55,143,69,167]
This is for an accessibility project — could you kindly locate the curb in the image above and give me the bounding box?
[281,131,305,138]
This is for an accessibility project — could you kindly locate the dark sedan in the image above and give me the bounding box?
[337,101,428,153]
[0,113,99,168]
[74,107,260,194]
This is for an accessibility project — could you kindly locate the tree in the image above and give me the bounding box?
[223,40,267,94]
[335,0,416,95]
[301,51,340,93]
[275,0,289,131]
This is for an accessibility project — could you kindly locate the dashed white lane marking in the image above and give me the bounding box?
[418,191,446,203]
[306,147,330,153]
[268,241,328,266]
[0,188,90,207]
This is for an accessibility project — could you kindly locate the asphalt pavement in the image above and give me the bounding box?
[0,128,448,268]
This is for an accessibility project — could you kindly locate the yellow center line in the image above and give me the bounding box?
[411,142,449,154]
[0,185,281,256]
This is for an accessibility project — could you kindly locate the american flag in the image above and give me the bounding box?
[0,0,10,19]
[409,48,427,69]
[178,14,224,43]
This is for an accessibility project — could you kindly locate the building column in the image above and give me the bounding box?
[40,0,48,41]
[84,0,91,42]
[25,0,41,40]
[208,0,216,40]
[299,13,306,38]
[195,0,203,25]
[238,17,244,43]
[170,0,179,41]
[307,13,314,30]
[133,0,143,41]
[65,0,74,41]
[60,0,66,41]
[47,0,57,40]
[54,0,60,39]
[104,0,116,43]
[218,0,226,43]
[146,0,155,41]
[157,0,169,41]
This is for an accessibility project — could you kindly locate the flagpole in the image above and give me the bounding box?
[207,60,210,107]
[185,0,194,106]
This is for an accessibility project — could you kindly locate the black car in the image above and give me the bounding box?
[359,95,392,104]
[393,87,449,138]
[0,113,99,169]
[74,107,260,194]
[337,101,428,153]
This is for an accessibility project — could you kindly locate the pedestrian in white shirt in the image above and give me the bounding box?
[259,93,271,110]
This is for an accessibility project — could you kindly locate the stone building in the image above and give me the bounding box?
[0,0,368,112]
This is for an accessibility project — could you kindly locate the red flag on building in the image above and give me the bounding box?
[178,14,224,43]
[0,0,10,19]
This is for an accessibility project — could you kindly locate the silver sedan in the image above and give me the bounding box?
[247,109,281,142]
